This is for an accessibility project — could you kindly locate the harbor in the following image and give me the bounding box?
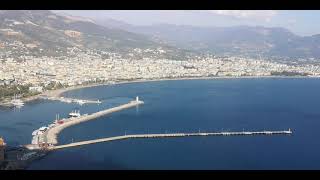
[2,93,294,169]
[24,95,294,151]
[0,94,25,108]
[25,96,144,150]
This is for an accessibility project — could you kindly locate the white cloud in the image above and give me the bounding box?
[208,10,278,22]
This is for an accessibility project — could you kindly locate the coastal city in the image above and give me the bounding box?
[3,10,320,171]
[1,48,320,92]
[0,47,308,169]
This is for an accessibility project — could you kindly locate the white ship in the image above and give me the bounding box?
[68,110,81,118]
[76,100,85,105]
[32,126,48,136]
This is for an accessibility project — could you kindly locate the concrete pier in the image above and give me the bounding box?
[49,129,292,150]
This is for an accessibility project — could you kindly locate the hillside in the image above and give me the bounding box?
[4,11,320,61]
[0,10,195,60]
[96,19,320,59]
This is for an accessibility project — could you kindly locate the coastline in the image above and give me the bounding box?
[8,75,319,169]
[2,75,320,107]
[45,75,320,98]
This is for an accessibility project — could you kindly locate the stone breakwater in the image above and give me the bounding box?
[44,100,144,145]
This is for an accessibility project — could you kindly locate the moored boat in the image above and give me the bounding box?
[68,110,81,118]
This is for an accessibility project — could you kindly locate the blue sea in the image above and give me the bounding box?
[1,78,320,169]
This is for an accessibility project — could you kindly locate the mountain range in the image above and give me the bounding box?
[1,10,320,61]
[96,18,320,59]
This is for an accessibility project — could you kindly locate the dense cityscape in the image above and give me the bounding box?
[1,50,319,85]
[1,48,320,97]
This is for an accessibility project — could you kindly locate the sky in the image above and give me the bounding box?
[53,10,320,36]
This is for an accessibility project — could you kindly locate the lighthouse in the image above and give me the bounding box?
[136,96,139,102]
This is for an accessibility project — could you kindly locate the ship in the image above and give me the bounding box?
[68,110,81,118]
[35,127,48,135]
[76,100,85,105]
[31,126,48,144]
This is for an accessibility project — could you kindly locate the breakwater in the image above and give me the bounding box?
[50,129,292,150]
[25,98,144,150]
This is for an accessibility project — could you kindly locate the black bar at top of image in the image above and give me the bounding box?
[1,0,320,10]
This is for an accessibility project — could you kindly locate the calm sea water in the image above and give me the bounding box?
[1,78,320,169]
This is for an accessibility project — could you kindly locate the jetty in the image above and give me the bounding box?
[25,97,144,150]
[49,129,292,150]
[39,95,101,105]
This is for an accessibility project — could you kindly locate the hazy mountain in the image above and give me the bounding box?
[96,19,320,59]
[3,11,320,60]
[0,10,195,59]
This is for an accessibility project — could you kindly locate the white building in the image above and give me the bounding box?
[29,86,43,93]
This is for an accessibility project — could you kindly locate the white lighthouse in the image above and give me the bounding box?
[136,96,139,102]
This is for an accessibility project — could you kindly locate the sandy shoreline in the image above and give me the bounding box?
[2,75,320,107]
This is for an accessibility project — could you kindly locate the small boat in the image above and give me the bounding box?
[31,126,48,137]
[77,100,85,105]
[68,110,81,118]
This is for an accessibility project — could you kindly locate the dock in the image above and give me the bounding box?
[49,129,292,150]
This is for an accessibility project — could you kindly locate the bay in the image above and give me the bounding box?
[1,78,320,169]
